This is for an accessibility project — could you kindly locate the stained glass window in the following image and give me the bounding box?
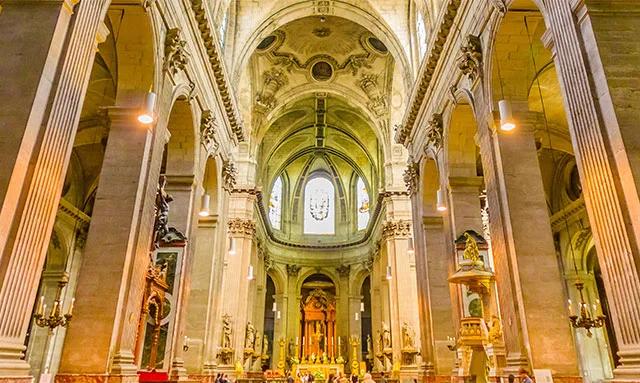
[269,176,283,230]
[304,177,335,235]
[357,177,370,230]
[416,10,427,59]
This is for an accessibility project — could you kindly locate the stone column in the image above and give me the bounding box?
[348,294,363,362]
[420,215,456,375]
[0,2,106,379]
[544,1,640,378]
[217,190,257,374]
[272,292,287,369]
[447,177,484,236]
[57,107,167,380]
[486,114,578,375]
[184,214,219,373]
[382,193,422,378]
[164,175,197,379]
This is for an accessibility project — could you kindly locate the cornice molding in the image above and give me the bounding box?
[190,0,245,142]
[394,0,462,146]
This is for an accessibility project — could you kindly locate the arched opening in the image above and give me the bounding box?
[299,274,337,365]
[359,276,372,372]
[262,275,276,370]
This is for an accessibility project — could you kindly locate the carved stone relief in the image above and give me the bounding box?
[164,28,189,75]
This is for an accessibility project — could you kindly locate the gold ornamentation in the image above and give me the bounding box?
[462,232,481,263]
[255,68,288,112]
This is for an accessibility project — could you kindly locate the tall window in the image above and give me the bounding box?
[416,10,427,59]
[304,177,335,235]
[357,177,370,230]
[269,176,283,230]
[219,10,228,48]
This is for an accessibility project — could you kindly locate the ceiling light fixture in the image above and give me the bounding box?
[137,91,156,124]
[198,194,210,217]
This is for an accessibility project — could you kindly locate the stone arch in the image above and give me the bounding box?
[296,269,341,296]
[267,267,287,295]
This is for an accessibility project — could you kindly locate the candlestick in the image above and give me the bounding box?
[68,297,75,316]
[568,299,574,316]
[36,296,44,317]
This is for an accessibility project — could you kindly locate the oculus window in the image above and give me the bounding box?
[269,176,283,230]
[304,177,335,235]
[357,177,370,230]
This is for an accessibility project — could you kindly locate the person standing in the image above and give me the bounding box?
[518,369,533,383]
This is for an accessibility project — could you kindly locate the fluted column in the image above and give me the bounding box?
[0,1,107,378]
[184,215,220,373]
[57,107,167,378]
[164,175,197,379]
[489,114,578,375]
[544,1,640,378]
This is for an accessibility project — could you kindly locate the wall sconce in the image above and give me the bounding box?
[360,301,365,312]
[436,188,447,212]
[247,265,254,280]
[137,91,156,124]
[198,194,210,217]
[183,336,190,352]
[386,265,392,280]
[228,237,236,256]
[498,100,516,132]
[272,302,277,312]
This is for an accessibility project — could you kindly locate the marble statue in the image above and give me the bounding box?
[262,335,269,355]
[222,314,232,348]
[401,322,415,349]
[245,321,256,349]
[382,322,391,349]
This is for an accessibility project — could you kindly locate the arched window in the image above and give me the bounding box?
[416,10,427,59]
[357,177,370,230]
[269,176,283,230]
[219,10,228,48]
[304,177,335,235]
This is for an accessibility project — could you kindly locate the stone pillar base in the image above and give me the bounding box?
[55,374,138,383]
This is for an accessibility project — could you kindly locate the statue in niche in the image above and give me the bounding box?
[222,314,232,348]
[245,321,256,349]
[463,232,481,263]
[262,335,269,355]
[367,334,373,355]
[382,322,391,349]
[401,322,415,349]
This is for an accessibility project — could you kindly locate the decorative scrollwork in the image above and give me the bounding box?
[222,160,238,191]
[457,34,482,82]
[425,113,444,155]
[381,220,412,239]
[164,28,189,75]
[286,264,301,277]
[200,110,219,153]
[227,218,256,236]
[403,160,420,196]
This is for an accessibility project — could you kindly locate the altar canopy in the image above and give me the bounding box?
[300,287,337,361]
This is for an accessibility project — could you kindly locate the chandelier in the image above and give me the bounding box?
[309,190,329,221]
[569,282,605,337]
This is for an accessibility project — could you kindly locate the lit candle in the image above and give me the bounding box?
[43,304,48,318]
[51,300,59,316]
[596,299,602,316]
[68,297,75,316]
[568,299,574,316]
[296,336,299,345]
[36,296,44,316]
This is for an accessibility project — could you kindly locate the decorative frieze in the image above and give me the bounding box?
[222,160,238,191]
[382,220,412,240]
[403,161,419,196]
[286,264,301,277]
[200,110,219,153]
[190,0,244,142]
[227,218,256,236]
[425,113,444,155]
[457,34,483,82]
[164,28,189,75]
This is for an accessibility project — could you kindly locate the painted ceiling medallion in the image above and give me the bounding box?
[311,61,333,81]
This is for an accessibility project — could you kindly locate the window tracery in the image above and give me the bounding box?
[304,177,335,235]
[357,177,370,230]
[269,176,283,230]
